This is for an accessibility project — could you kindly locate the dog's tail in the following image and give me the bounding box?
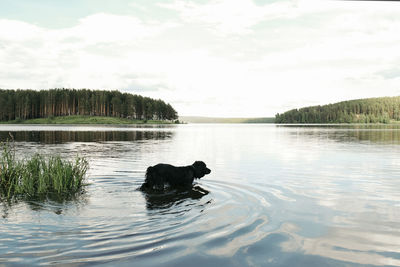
[141,166,155,190]
[145,166,155,182]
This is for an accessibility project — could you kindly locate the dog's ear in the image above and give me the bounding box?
[193,161,205,167]
[192,161,202,178]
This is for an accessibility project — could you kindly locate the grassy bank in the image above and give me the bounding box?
[0,115,177,125]
[0,142,88,200]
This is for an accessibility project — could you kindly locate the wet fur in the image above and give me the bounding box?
[141,161,211,190]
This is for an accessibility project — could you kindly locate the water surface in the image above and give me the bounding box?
[1,124,400,266]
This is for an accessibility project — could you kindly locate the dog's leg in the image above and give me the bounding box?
[153,173,165,190]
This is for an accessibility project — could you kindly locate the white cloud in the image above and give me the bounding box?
[159,0,271,35]
[0,14,173,89]
[0,0,400,117]
[158,0,340,35]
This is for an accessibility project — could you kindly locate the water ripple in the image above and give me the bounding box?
[0,178,278,265]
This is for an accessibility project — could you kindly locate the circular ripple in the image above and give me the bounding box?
[1,178,286,266]
[83,180,272,264]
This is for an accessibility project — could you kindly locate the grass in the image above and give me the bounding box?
[0,115,177,125]
[0,142,88,200]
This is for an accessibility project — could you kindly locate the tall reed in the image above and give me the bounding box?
[0,142,88,200]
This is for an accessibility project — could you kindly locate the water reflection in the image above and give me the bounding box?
[278,222,400,266]
[27,194,89,215]
[1,191,89,218]
[279,124,400,144]
[0,130,174,143]
[142,185,210,210]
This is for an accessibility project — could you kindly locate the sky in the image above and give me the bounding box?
[0,0,399,117]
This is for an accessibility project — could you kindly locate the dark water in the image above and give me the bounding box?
[1,124,400,266]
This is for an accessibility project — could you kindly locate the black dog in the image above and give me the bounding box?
[141,161,211,190]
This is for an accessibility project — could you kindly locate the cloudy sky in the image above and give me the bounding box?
[0,0,399,117]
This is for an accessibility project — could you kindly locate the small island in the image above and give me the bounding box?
[275,96,400,124]
[0,89,178,124]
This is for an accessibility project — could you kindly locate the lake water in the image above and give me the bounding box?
[1,124,400,266]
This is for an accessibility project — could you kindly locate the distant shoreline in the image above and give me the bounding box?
[3,115,397,125]
[179,116,275,123]
[275,96,400,124]
[0,115,177,125]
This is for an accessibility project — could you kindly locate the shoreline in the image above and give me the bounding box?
[0,115,178,125]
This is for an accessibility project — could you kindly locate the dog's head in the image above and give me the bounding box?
[192,161,211,179]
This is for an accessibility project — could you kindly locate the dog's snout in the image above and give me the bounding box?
[206,168,211,174]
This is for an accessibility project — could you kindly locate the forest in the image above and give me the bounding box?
[275,96,400,123]
[0,89,178,122]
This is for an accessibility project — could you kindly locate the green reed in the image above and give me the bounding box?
[0,142,88,200]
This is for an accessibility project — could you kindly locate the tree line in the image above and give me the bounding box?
[0,89,178,121]
[275,96,400,123]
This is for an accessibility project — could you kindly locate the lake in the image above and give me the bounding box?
[1,124,400,266]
